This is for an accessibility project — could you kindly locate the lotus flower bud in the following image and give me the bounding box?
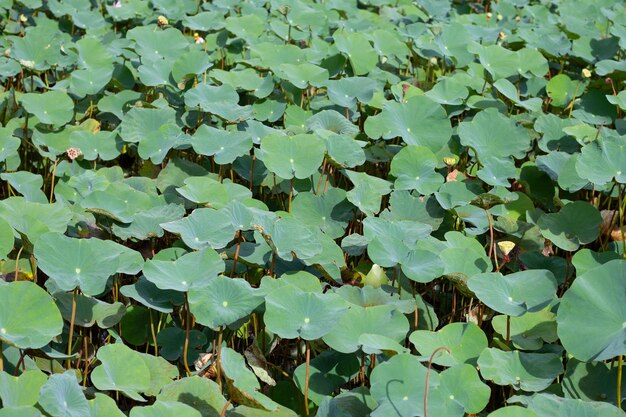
[582,68,592,78]
[157,16,168,27]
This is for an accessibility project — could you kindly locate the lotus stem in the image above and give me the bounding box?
[618,355,623,409]
[220,400,232,417]
[183,293,192,376]
[148,309,158,356]
[0,340,3,372]
[506,315,511,346]
[424,347,451,417]
[216,327,223,390]
[67,288,77,369]
[304,341,311,417]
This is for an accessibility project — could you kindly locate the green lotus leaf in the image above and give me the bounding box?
[160,208,236,249]
[130,401,202,417]
[191,126,253,165]
[576,133,626,186]
[0,129,20,163]
[537,201,601,251]
[467,270,557,317]
[9,26,64,71]
[259,271,323,295]
[80,182,158,223]
[69,38,113,97]
[458,108,531,161]
[142,249,224,292]
[188,276,263,330]
[487,406,539,417]
[410,322,487,366]
[35,232,142,296]
[157,377,229,417]
[87,393,126,417]
[476,45,548,79]
[562,359,625,406]
[318,131,366,168]
[20,91,74,127]
[265,285,348,340]
[270,216,323,261]
[220,347,279,411]
[0,281,63,349]
[519,393,625,417]
[571,248,621,276]
[0,172,46,203]
[425,77,470,106]
[333,30,377,75]
[315,386,376,417]
[546,74,585,107]
[112,203,185,241]
[55,292,125,328]
[370,354,489,417]
[492,308,558,351]
[323,305,409,354]
[477,157,518,187]
[184,84,252,122]
[172,50,212,86]
[435,180,482,210]
[293,350,359,405]
[0,406,42,417]
[558,259,626,361]
[343,170,392,216]
[157,327,206,362]
[225,14,265,38]
[120,277,183,313]
[211,68,266,93]
[401,247,445,283]
[306,110,359,136]
[225,405,298,417]
[259,133,325,180]
[324,77,377,107]
[91,343,151,401]
[440,231,492,287]
[478,349,563,392]
[365,218,431,267]
[275,63,329,89]
[68,130,124,162]
[364,95,452,153]
[390,145,443,194]
[0,218,14,260]
[127,26,188,61]
[38,371,89,417]
[140,351,179,396]
[176,177,251,208]
[0,370,47,407]
[290,189,351,239]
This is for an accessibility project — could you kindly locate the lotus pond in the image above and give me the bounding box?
[0,0,626,416]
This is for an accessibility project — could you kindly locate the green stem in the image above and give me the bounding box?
[617,355,623,408]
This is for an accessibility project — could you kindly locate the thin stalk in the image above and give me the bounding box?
[304,341,311,417]
[506,315,511,346]
[0,340,3,372]
[49,159,58,203]
[148,309,158,356]
[231,231,242,276]
[183,293,192,376]
[424,347,451,417]
[288,179,293,213]
[617,355,623,408]
[67,288,78,369]
[216,327,224,390]
[619,185,625,258]
[220,400,232,417]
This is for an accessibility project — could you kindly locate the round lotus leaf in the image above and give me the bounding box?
[390,146,444,194]
[0,197,72,244]
[343,170,392,216]
[522,393,625,417]
[293,350,360,405]
[576,134,626,186]
[323,305,409,354]
[275,63,329,89]
[562,359,625,405]
[55,292,125,328]
[306,110,359,136]
[259,133,326,180]
[458,108,531,161]
[290,189,352,239]
[401,247,445,283]
[20,91,74,127]
[409,322,487,366]
[188,276,263,330]
[324,76,377,107]
[0,281,63,349]
[130,401,202,417]
[139,351,179,397]
[477,348,563,392]
[158,377,229,417]
[271,217,323,261]
[34,232,133,296]
[492,308,558,351]
[91,343,151,401]
[333,284,415,313]
[265,286,348,340]
[558,259,626,361]
[0,370,47,407]
[546,74,585,107]
[537,201,601,251]
[87,394,125,417]
[0,172,46,203]
[487,406,539,417]
[142,249,224,292]
[364,95,452,153]
[333,30,377,75]
[184,84,252,122]
[191,126,253,165]
[80,182,157,223]
[467,270,557,317]
[315,386,377,417]
[160,208,236,250]
[319,131,366,169]
[38,371,89,417]
[120,277,183,313]
[176,177,251,208]
[0,217,14,260]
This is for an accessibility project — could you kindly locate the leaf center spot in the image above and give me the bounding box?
[406,128,411,133]
[222,301,228,307]
[304,317,310,324]
[449,395,454,400]
[181,280,187,286]
[0,328,5,334]
[289,158,294,164]
[402,396,408,401]
[75,268,81,274]
[507,296,513,302]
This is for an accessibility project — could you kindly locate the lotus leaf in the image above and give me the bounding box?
[0,370,46,407]
[0,281,63,349]
[142,249,224,292]
[91,343,152,401]
[157,377,229,417]
[410,322,487,366]
[38,371,89,417]
[259,133,325,180]
[537,201,601,251]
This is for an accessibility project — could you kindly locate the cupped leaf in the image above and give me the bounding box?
[38,371,89,417]
[259,133,326,180]
[91,343,151,401]
[20,91,74,127]
[467,270,558,317]
[557,259,626,361]
[0,281,63,349]
[390,146,443,195]
[157,377,229,417]
[537,201,601,251]
[410,322,487,366]
[142,249,225,292]
[0,370,47,407]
